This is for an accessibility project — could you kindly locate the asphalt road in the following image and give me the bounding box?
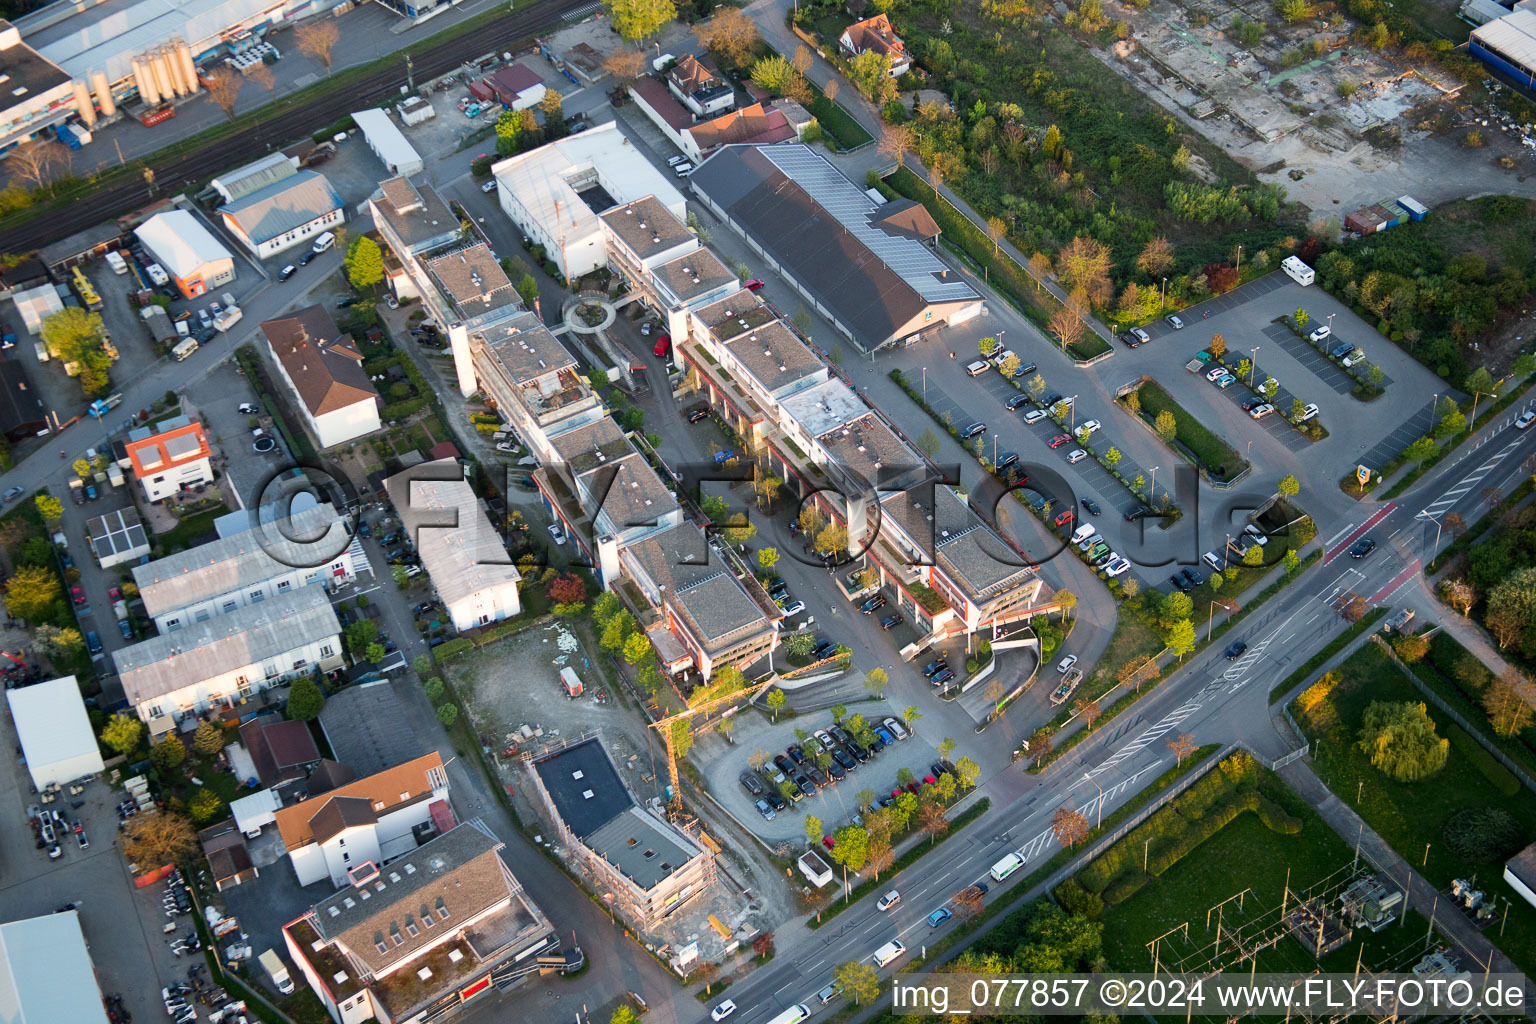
[696,408,1536,1024]
[0,0,588,255]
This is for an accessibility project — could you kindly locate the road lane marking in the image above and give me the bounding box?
[1325,502,1397,564]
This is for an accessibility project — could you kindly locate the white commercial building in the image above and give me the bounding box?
[6,676,105,790]
[386,460,522,632]
[491,122,687,280]
[134,209,235,298]
[271,751,449,887]
[0,21,75,154]
[260,304,382,448]
[113,588,344,727]
[218,165,344,259]
[351,108,423,176]
[133,500,367,632]
[86,507,150,567]
[0,911,110,1024]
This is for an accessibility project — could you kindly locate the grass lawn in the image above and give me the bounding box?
[1097,800,1429,976]
[806,85,873,151]
[1292,641,1536,973]
[1085,608,1161,695]
[406,423,432,454]
[1412,631,1536,778]
[1132,379,1247,482]
[153,506,225,554]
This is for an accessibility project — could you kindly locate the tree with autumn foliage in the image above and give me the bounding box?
[546,573,586,605]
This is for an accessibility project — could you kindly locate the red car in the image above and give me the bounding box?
[108,586,122,604]
[1047,434,1072,449]
[1054,509,1076,527]
[71,586,86,606]
[653,334,671,357]
[744,279,765,292]
[822,835,836,851]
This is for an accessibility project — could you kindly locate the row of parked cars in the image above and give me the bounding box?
[738,716,915,818]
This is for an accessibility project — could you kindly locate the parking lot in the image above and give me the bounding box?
[0,710,188,1024]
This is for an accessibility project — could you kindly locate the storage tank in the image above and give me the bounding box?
[174,40,198,93]
[71,80,96,125]
[149,50,173,100]
[163,47,188,96]
[132,58,159,104]
[90,71,116,117]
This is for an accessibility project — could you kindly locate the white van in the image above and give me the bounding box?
[175,319,190,338]
[872,940,906,968]
[311,231,336,253]
[965,359,990,377]
[990,852,1024,882]
[104,250,128,275]
[213,306,244,332]
[172,337,199,361]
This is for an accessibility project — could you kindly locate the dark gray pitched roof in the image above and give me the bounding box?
[220,171,343,244]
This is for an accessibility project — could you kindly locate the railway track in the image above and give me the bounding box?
[0,0,587,254]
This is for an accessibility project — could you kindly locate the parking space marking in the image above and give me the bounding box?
[1360,400,1434,470]
[1263,324,1357,396]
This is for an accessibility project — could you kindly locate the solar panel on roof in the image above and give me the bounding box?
[760,146,979,304]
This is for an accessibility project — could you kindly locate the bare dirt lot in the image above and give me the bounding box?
[444,622,783,962]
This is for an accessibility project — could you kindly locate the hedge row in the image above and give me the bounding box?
[1268,606,1389,705]
[1447,723,1522,796]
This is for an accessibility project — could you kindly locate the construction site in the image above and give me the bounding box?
[444,619,787,972]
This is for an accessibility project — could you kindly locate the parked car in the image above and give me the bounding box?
[872,723,896,745]
[1181,566,1205,587]
[882,717,909,741]
[278,265,296,281]
[860,595,887,614]
[1067,449,1088,464]
[880,614,903,630]
[783,600,806,615]
[1078,418,1101,434]
[922,658,948,677]
[1057,654,1078,675]
[118,619,133,640]
[739,771,764,797]
[1048,433,1072,449]
[1081,498,1101,516]
[1007,394,1030,411]
[237,402,259,414]
[744,279,765,292]
[1023,409,1048,424]
[687,408,710,423]
[1207,365,1228,382]
[960,421,986,439]
[1169,573,1193,593]
[995,451,1020,469]
[1215,373,1237,388]
[1166,314,1185,329]
[1297,403,1321,423]
[1130,327,1151,344]
[1308,325,1331,343]
[85,631,102,654]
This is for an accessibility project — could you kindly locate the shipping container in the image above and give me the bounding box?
[139,104,174,127]
[1397,195,1429,221]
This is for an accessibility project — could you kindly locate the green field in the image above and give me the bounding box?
[1292,641,1536,973]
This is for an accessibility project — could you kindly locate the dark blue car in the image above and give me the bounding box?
[118,619,133,640]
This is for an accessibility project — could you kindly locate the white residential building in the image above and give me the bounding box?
[133,502,367,632]
[260,304,382,448]
[271,752,450,887]
[112,589,344,728]
[284,825,558,1024]
[385,461,522,632]
[123,414,214,502]
[218,167,344,259]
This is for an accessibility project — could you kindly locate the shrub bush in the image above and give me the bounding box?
[1442,806,1522,864]
[1054,877,1104,918]
[1101,872,1148,905]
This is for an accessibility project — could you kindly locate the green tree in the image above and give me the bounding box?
[41,307,115,396]
[517,274,540,308]
[903,705,921,732]
[758,547,779,571]
[830,824,870,871]
[750,54,794,94]
[784,632,816,658]
[848,50,895,103]
[150,735,187,773]
[1516,353,1536,380]
[1165,618,1196,659]
[1104,447,1121,469]
[1294,308,1309,327]
[723,513,756,545]
[804,815,823,845]
[34,493,62,522]
[1243,544,1265,567]
[192,720,225,757]
[622,631,653,665]
[365,641,387,663]
[1154,409,1177,442]
[836,960,880,1005]
[766,688,787,720]
[978,336,999,356]
[1162,591,1193,622]
[1403,435,1438,464]
[4,564,60,621]
[1283,548,1300,574]
[286,676,326,721]
[938,737,956,760]
[1357,700,1448,781]
[612,1006,639,1024]
[344,235,384,291]
[605,0,673,40]
[601,610,635,651]
[916,427,940,458]
[956,755,980,788]
[343,620,379,656]
[865,667,889,698]
[188,788,225,825]
[392,564,411,589]
[102,713,144,756]
[423,677,445,701]
[437,703,459,726]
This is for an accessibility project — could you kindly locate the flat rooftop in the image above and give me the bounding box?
[425,243,517,320]
[577,452,677,532]
[626,521,773,650]
[599,195,694,262]
[373,177,457,252]
[814,411,921,491]
[549,416,632,474]
[652,249,737,306]
[724,318,824,398]
[474,312,578,384]
[385,461,522,613]
[780,377,871,438]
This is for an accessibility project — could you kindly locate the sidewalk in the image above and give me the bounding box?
[1278,759,1523,978]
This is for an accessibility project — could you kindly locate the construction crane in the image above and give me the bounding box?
[649,675,779,817]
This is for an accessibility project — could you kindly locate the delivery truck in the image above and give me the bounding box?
[259,949,294,995]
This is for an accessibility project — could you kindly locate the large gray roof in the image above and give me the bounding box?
[113,589,340,705]
[625,522,772,650]
[689,145,978,344]
[219,170,342,245]
[317,680,427,777]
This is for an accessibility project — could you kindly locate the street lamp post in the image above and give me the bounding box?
[1160,277,1167,313]
[1083,773,1103,829]
[1236,244,1243,276]
[1149,465,1159,504]
[1430,392,1440,433]
[1249,346,1259,386]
